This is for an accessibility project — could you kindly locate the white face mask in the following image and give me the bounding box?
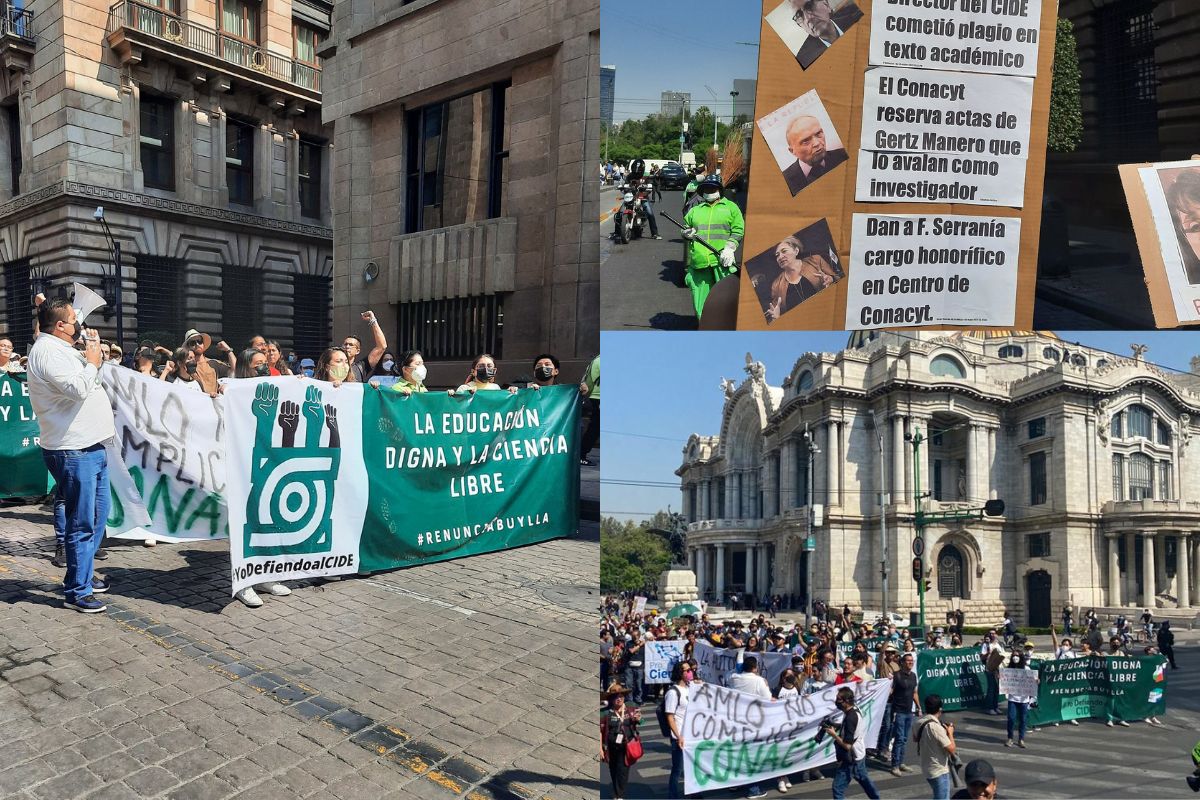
[411,365,427,383]
[702,191,720,203]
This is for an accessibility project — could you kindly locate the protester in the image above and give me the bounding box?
[916,693,957,800]
[314,347,352,386]
[580,354,599,466]
[134,346,159,376]
[531,354,560,387]
[1061,604,1073,637]
[982,634,1004,714]
[299,357,316,377]
[1158,620,1178,669]
[376,350,398,378]
[342,310,387,382]
[888,651,920,776]
[600,630,612,693]
[162,347,219,397]
[265,340,291,376]
[1004,652,1034,748]
[827,686,881,800]
[0,337,23,372]
[835,657,862,685]
[181,328,235,394]
[624,632,645,706]
[235,347,271,379]
[600,681,641,800]
[663,662,690,800]
[26,300,112,613]
[730,655,772,799]
[379,349,428,395]
[951,759,999,800]
[454,354,519,395]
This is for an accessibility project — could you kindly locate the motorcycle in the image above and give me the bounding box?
[616,183,651,244]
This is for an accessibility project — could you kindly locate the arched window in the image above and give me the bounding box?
[1157,420,1171,446]
[1111,411,1123,439]
[1070,354,1087,367]
[930,354,966,379]
[938,544,965,598]
[998,344,1024,358]
[1129,453,1153,500]
[1127,405,1152,440]
[796,370,814,392]
[1097,358,1109,369]
[1043,346,1060,361]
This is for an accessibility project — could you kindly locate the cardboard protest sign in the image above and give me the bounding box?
[1027,655,1167,726]
[694,639,792,689]
[737,0,1057,329]
[634,595,648,614]
[0,373,52,498]
[744,218,843,324]
[223,381,579,594]
[998,667,1038,697]
[765,0,865,71]
[1119,159,1200,327]
[683,678,891,794]
[646,640,687,685]
[757,91,849,198]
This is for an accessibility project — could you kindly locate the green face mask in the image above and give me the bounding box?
[329,363,350,381]
[255,364,270,376]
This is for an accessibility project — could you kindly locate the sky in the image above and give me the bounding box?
[600,331,1200,521]
[600,0,762,124]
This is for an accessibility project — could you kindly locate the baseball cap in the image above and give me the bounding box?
[963,759,996,785]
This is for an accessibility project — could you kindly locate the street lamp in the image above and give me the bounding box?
[869,410,889,625]
[93,206,123,351]
[803,425,820,629]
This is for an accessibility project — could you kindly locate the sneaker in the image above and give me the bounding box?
[747,790,768,799]
[879,749,892,762]
[890,767,903,777]
[1069,719,1079,726]
[1106,720,1114,727]
[899,765,914,773]
[785,780,792,789]
[89,576,109,594]
[778,779,788,794]
[144,538,156,547]
[581,457,595,466]
[1053,723,1060,727]
[652,235,663,240]
[235,587,263,608]
[1005,739,1013,747]
[51,543,66,568]
[93,548,109,561]
[987,709,1001,715]
[1117,720,1129,727]
[1017,741,1026,749]
[258,582,291,596]
[66,595,106,613]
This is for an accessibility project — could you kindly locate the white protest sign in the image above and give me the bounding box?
[694,639,792,689]
[999,667,1039,697]
[683,678,892,794]
[844,213,1021,328]
[646,640,687,685]
[634,596,647,615]
[1139,162,1200,324]
[855,151,1027,207]
[868,0,1044,78]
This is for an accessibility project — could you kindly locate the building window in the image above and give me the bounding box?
[772,454,781,517]
[1098,358,1109,368]
[1129,453,1153,500]
[1159,461,1173,500]
[1027,532,1050,559]
[1029,451,1047,506]
[998,344,1023,358]
[930,354,966,379]
[1095,0,1158,161]
[396,295,504,360]
[1043,346,1060,361]
[716,478,726,518]
[796,446,809,506]
[1112,454,1124,501]
[135,256,185,345]
[1111,411,1122,439]
[292,273,330,358]
[1028,418,1046,439]
[1157,420,1171,446]
[294,22,320,65]
[1070,353,1087,367]
[221,265,262,349]
[226,117,255,205]
[7,104,20,194]
[1127,405,1152,440]
[219,0,260,53]
[933,458,943,501]
[298,138,322,218]
[140,94,175,191]
[2,258,32,351]
[404,82,510,233]
[796,370,814,392]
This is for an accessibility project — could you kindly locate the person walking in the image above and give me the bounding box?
[26,300,113,613]
[827,686,881,799]
[663,662,691,799]
[600,682,641,800]
[916,694,957,800]
[1004,652,1034,748]
[730,656,773,799]
[888,651,920,776]
[1157,620,1178,669]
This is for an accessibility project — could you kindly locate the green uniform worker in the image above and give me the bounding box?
[682,176,743,319]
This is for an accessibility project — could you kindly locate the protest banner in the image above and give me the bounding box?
[843,213,1022,328]
[835,638,926,664]
[0,372,51,498]
[101,366,228,542]
[998,667,1038,697]
[694,639,792,689]
[736,0,1057,329]
[683,678,891,794]
[646,640,686,685]
[223,380,579,594]
[1027,655,1167,726]
[916,646,991,711]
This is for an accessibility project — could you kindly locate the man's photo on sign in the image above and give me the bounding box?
[745,219,842,323]
[765,0,863,70]
[757,91,848,197]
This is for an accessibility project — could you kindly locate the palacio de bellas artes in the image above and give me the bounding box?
[676,331,1200,627]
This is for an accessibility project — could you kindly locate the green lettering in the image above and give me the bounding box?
[185,493,223,537]
[107,486,124,528]
[712,740,732,782]
[756,742,781,774]
[693,740,716,787]
[781,740,803,768]
[147,473,195,531]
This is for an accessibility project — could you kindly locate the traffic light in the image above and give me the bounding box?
[912,557,922,582]
[984,499,1006,516]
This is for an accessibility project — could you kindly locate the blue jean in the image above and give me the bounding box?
[876,704,895,752]
[1007,701,1028,741]
[669,738,684,799]
[53,483,65,546]
[624,665,643,705]
[1063,620,1072,637]
[890,711,914,768]
[832,760,880,799]
[927,773,950,799]
[42,445,108,602]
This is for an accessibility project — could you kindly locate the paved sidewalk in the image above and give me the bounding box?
[0,491,599,800]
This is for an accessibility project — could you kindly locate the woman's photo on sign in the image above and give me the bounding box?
[764,0,863,70]
[745,218,842,323]
[1159,166,1200,285]
[757,90,848,198]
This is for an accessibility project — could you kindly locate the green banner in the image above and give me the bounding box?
[0,373,51,498]
[1028,655,1167,725]
[916,646,991,711]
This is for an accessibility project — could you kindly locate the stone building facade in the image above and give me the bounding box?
[0,0,334,356]
[319,0,599,382]
[677,332,1200,625]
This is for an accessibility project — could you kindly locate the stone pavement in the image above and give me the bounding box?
[0,485,600,800]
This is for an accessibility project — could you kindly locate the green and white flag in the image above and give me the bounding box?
[0,372,52,498]
[224,379,579,594]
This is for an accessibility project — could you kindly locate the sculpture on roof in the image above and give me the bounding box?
[1131,343,1149,362]
[720,377,737,398]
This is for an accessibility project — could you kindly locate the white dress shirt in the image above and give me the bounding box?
[25,333,115,450]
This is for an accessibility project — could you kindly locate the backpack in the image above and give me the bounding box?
[656,685,682,738]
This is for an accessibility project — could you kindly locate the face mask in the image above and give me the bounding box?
[185,362,198,375]
[255,364,270,376]
[411,365,427,383]
[536,365,555,380]
[303,368,315,377]
[683,670,694,682]
[702,191,720,203]
[382,360,395,373]
[475,364,495,382]
[330,363,350,381]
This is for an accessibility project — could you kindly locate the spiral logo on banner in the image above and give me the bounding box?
[243,384,341,557]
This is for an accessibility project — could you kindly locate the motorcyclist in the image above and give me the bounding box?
[680,174,743,318]
[613,159,662,240]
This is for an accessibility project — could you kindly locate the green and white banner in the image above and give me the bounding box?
[683,678,891,794]
[1027,655,1167,725]
[0,372,51,497]
[916,646,991,710]
[224,379,579,594]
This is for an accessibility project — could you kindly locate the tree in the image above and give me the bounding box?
[600,514,673,592]
[1047,17,1082,153]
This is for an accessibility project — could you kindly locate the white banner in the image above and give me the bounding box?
[694,639,793,690]
[646,640,687,685]
[224,379,369,594]
[868,0,1044,78]
[844,212,1021,328]
[999,667,1039,697]
[102,366,228,542]
[683,678,892,794]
